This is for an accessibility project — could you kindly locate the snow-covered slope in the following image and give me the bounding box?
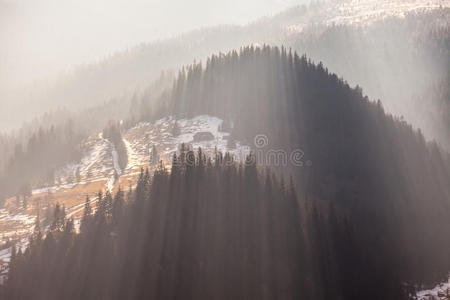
[32,115,248,196]
[55,136,116,186]
[286,0,449,33]
[0,210,35,281]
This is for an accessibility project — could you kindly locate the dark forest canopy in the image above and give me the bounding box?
[2,148,409,300]
[147,45,450,287]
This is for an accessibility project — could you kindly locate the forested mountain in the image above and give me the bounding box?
[3,46,450,299]
[152,46,450,288]
[3,4,447,205]
[2,148,406,300]
[2,1,449,299]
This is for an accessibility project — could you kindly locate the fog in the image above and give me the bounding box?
[1,2,450,298]
[0,0,303,91]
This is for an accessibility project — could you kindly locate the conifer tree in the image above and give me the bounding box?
[150,145,159,165]
[81,195,92,234]
[112,187,124,226]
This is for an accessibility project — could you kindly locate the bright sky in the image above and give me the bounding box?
[0,0,306,91]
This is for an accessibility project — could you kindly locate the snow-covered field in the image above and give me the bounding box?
[0,209,35,244]
[56,136,116,185]
[286,0,450,33]
[30,135,123,197]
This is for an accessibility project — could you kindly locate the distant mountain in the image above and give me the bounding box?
[2,0,449,147]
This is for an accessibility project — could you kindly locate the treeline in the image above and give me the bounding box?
[102,121,128,172]
[0,121,82,203]
[151,46,450,288]
[2,146,408,299]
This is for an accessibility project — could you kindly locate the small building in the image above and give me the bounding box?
[193,132,215,143]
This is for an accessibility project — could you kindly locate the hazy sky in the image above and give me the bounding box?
[0,0,305,91]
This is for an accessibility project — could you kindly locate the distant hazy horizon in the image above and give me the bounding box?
[0,0,310,92]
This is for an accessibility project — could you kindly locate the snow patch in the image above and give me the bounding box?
[123,137,142,172]
[416,277,450,299]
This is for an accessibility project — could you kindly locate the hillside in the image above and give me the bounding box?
[0,114,249,272]
[1,47,450,299]
[2,1,450,299]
